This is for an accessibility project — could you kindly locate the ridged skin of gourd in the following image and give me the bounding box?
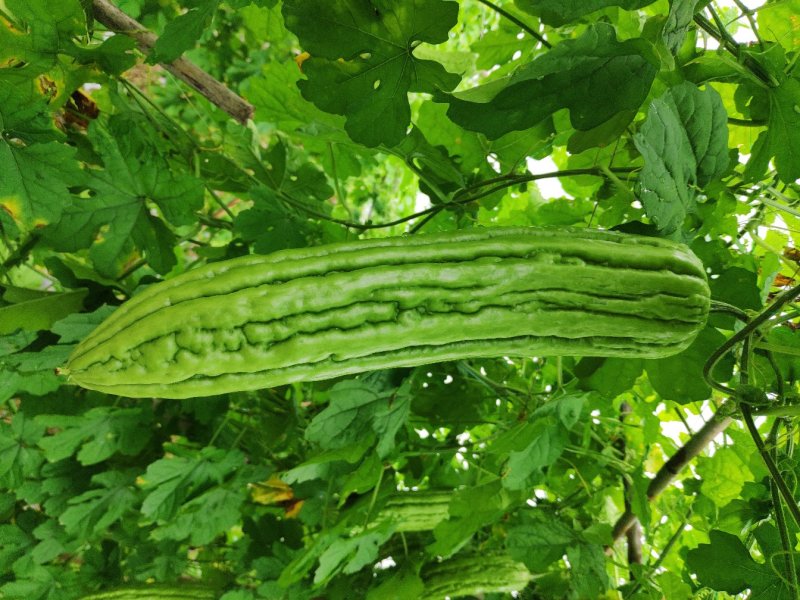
[79,586,216,600]
[65,227,710,399]
[378,491,452,532]
[422,553,533,598]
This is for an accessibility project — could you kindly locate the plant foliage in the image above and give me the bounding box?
[1,0,800,598]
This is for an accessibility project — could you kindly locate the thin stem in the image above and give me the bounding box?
[693,13,776,87]
[363,464,385,528]
[707,4,740,49]
[458,363,532,398]
[0,233,38,274]
[328,142,353,220]
[122,79,199,152]
[116,259,147,281]
[476,0,551,49]
[321,477,335,530]
[454,166,635,199]
[709,300,750,320]
[768,419,800,598]
[752,404,800,418]
[704,281,800,395]
[760,195,800,220]
[347,167,628,232]
[408,210,441,234]
[729,0,765,47]
[741,404,800,528]
[728,117,767,127]
[673,407,693,436]
[206,187,235,219]
[198,214,234,230]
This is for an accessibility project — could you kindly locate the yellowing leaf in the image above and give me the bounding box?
[0,197,22,220]
[250,476,294,505]
[295,51,311,70]
[284,498,304,519]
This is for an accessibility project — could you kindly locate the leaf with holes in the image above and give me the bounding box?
[282,0,461,147]
[443,23,658,140]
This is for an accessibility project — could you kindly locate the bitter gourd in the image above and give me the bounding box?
[377,490,451,532]
[65,227,710,399]
[79,585,216,600]
[422,553,532,598]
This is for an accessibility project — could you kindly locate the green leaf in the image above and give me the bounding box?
[0,331,39,357]
[43,116,203,276]
[392,126,468,198]
[139,445,245,522]
[0,344,70,401]
[0,141,81,235]
[65,33,137,75]
[240,59,352,144]
[493,394,585,489]
[471,13,540,71]
[758,1,800,52]
[0,524,34,573]
[25,460,91,518]
[306,379,411,458]
[0,288,87,335]
[151,485,247,545]
[0,0,86,77]
[0,345,64,402]
[575,357,643,398]
[430,480,521,557]
[0,413,45,487]
[284,436,374,484]
[627,463,651,527]
[30,519,69,564]
[566,543,609,599]
[410,364,493,425]
[59,469,139,538]
[697,446,753,508]
[367,567,425,600]
[50,305,117,344]
[645,326,733,402]
[282,0,461,147]
[220,592,255,600]
[686,530,791,598]
[338,452,383,506]
[444,23,658,139]
[506,511,576,572]
[278,531,339,587]
[36,406,152,465]
[514,0,656,25]
[663,0,701,54]
[314,521,395,585]
[1,563,80,600]
[233,182,314,255]
[150,0,220,63]
[747,76,800,184]
[0,81,60,143]
[709,266,762,329]
[634,81,730,233]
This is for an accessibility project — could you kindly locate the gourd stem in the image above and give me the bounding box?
[768,419,800,598]
[704,282,800,394]
[741,404,800,528]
